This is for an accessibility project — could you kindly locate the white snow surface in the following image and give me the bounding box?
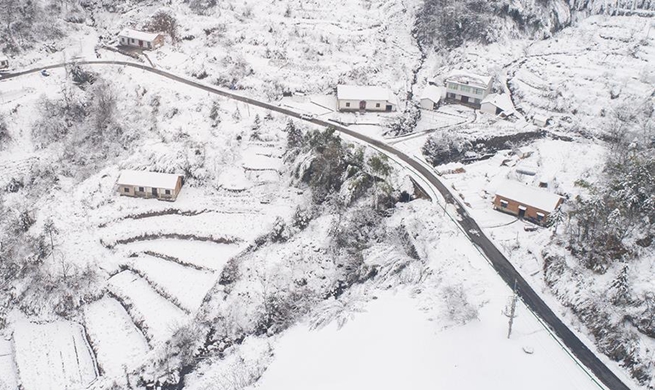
[124,254,218,312]
[107,271,189,345]
[118,28,161,42]
[420,85,444,103]
[84,297,150,379]
[13,321,97,390]
[248,290,600,390]
[336,85,395,101]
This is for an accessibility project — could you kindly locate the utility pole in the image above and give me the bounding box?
[504,279,519,339]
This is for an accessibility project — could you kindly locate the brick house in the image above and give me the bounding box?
[493,180,563,225]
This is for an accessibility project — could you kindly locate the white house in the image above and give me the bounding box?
[336,85,397,112]
[0,57,8,69]
[116,170,184,201]
[444,71,493,107]
[118,29,164,50]
[420,85,444,111]
[480,93,515,116]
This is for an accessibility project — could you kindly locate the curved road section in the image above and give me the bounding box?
[2,61,630,390]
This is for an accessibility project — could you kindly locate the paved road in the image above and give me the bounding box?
[2,61,630,390]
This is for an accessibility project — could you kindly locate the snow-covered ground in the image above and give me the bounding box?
[1,2,653,389]
[84,297,150,378]
[184,199,608,390]
[248,290,599,390]
[13,321,97,390]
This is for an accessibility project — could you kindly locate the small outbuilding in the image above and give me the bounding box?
[480,93,515,116]
[336,85,397,112]
[118,29,164,50]
[116,170,184,201]
[493,180,563,225]
[420,85,444,110]
[0,57,8,69]
[533,114,549,127]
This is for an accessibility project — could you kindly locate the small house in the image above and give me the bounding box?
[116,170,184,201]
[444,71,493,107]
[493,180,563,225]
[118,29,164,50]
[480,93,515,116]
[533,114,549,127]
[0,57,8,69]
[420,85,444,111]
[336,85,397,112]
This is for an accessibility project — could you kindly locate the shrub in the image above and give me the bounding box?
[422,130,472,166]
[147,10,178,41]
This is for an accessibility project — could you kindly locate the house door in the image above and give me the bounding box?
[152,188,158,197]
[461,96,469,104]
[518,206,526,218]
[386,105,393,112]
[139,40,143,47]
[359,100,367,110]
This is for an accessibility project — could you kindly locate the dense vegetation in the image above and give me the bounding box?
[544,103,655,384]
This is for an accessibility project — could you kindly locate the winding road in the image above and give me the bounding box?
[1,60,631,390]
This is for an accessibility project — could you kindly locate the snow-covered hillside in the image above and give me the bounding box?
[1,0,654,389]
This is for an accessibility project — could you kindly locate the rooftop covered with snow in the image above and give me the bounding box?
[118,28,162,42]
[420,85,444,103]
[117,170,182,190]
[337,85,394,102]
[482,93,515,113]
[445,71,492,89]
[495,180,562,212]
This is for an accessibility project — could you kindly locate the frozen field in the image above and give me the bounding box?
[85,298,150,378]
[108,271,189,345]
[13,321,97,390]
[248,291,601,390]
[124,253,219,312]
[120,239,244,272]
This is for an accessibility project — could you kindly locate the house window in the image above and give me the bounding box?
[138,187,144,192]
[448,83,458,90]
[536,212,545,222]
[147,42,152,48]
[474,98,481,104]
[460,86,471,93]
[345,102,351,108]
[376,103,381,108]
[165,189,171,195]
[446,92,456,99]
[500,200,508,208]
[124,187,129,193]
[476,88,484,95]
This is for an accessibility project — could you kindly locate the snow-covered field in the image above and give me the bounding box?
[85,297,150,378]
[108,270,189,344]
[248,291,599,390]
[13,321,97,390]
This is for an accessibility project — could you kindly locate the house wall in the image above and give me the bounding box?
[445,80,491,107]
[420,98,438,111]
[118,178,183,201]
[337,99,394,112]
[493,195,561,225]
[480,102,501,115]
[119,35,163,50]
